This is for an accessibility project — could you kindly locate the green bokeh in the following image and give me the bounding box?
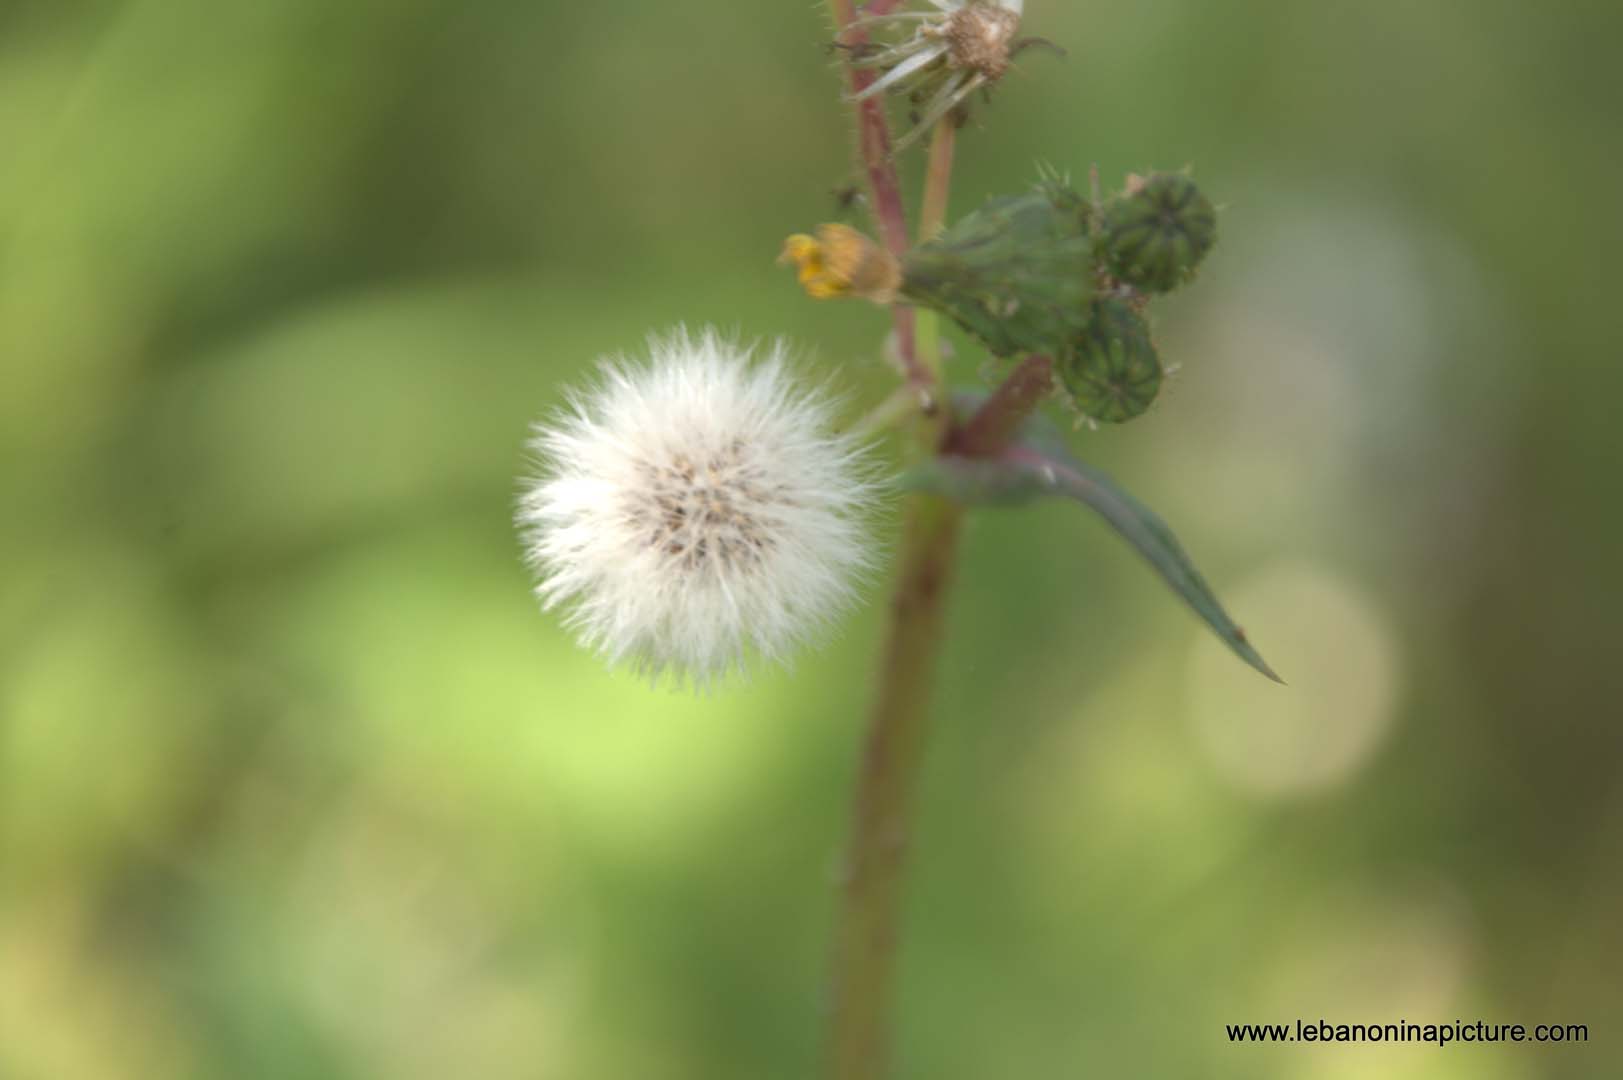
[3,3,1620,1078]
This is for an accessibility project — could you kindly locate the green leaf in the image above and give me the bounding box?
[903,447,1283,682]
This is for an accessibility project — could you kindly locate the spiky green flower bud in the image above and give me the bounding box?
[1057,300,1163,423]
[900,186,1094,357]
[1100,172,1216,295]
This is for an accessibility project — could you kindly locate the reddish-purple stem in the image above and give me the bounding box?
[830,0,923,389]
[948,354,1056,457]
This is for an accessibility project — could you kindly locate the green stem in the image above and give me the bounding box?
[825,356,1053,1080]
[845,384,921,441]
[826,116,961,1080]
[913,118,955,398]
[827,490,961,1080]
[918,118,956,244]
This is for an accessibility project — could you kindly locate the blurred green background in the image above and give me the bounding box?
[3,2,1621,1077]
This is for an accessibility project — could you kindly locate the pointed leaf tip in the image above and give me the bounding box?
[902,446,1283,682]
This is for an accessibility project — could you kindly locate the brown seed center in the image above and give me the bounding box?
[946,5,1020,81]
[629,443,780,575]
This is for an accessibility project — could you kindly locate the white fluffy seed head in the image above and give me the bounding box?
[517,328,881,685]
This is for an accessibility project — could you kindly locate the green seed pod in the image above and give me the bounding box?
[1101,173,1216,294]
[901,186,1094,357]
[1058,300,1163,423]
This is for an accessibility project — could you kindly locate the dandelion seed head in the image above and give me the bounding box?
[518,329,880,685]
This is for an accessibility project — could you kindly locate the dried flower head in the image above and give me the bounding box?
[518,329,879,684]
[847,0,1026,152]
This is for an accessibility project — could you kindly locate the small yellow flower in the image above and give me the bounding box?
[779,224,902,304]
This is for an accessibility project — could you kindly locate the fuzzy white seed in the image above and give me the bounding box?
[517,329,880,684]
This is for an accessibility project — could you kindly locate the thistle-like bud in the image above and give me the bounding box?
[1056,299,1163,423]
[779,224,903,304]
[899,186,1094,357]
[1100,172,1217,295]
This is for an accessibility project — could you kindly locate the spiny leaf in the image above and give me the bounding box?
[903,446,1282,682]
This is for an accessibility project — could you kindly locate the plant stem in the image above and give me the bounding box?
[949,353,1056,457]
[845,384,921,441]
[826,0,924,396]
[918,119,956,244]
[913,118,956,401]
[826,116,962,1080]
[825,358,1053,1080]
[827,490,961,1080]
